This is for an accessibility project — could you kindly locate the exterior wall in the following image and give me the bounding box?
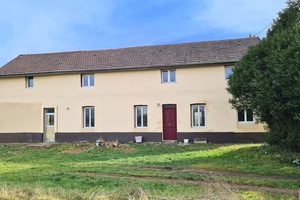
[0,65,266,142]
[0,102,43,142]
[0,102,42,133]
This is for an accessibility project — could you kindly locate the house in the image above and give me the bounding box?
[0,37,265,143]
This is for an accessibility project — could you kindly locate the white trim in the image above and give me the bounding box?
[161,69,176,83]
[83,106,95,128]
[134,105,147,128]
[81,74,94,87]
[237,110,255,123]
[191,104,206,128]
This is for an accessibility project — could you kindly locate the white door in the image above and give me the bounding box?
[44,108,55,141]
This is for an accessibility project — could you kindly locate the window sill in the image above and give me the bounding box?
[161,82,176,84]
[191,126,206,128]
[237,121,255,124]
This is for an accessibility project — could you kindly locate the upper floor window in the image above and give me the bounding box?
[134,105,148,128]
[225,66,233,79]
[26,76,34,88]
[81,74,94,87]
[191,104,206,127]
[238,109,254,123]
[83,106,95,128]
[161,69,176,83]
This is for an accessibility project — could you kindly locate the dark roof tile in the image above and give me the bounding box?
[0,37,259,76]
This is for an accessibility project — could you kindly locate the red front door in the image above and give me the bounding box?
[163,104,177,140]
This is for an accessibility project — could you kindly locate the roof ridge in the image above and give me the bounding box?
[18,37,259,57]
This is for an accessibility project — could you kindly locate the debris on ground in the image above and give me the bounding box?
[96,138,135,152]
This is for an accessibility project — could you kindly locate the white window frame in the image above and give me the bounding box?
[45,108,55,128]
[225,66,233,79]
[83,106,95,128]
[238,110,254,123]
[81,74,94,87]
[161,69,176,83]
[26,76,34,88]
[134,105,148,128]
[191,104,206,128]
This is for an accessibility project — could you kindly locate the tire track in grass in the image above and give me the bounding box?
[124,165,300,181]
[71,171,300,195]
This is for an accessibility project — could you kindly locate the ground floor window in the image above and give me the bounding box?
[191,104,206,127]
[238,109,254,122]
[83,106,95,128]
[135,105,147,128]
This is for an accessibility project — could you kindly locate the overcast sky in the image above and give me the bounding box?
[0,0,286,66]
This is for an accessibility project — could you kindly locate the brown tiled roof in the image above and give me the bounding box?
[0,37,259,76]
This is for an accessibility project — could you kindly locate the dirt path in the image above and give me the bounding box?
[73,171,299,195]
[125,165,300,181]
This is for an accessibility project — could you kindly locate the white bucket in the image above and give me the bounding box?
[135,136,143,143]
[183,139,189,144]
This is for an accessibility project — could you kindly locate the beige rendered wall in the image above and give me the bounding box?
[0,102,41,133]
[0,65,265,134]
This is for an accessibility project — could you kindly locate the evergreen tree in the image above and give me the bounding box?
[228,0,300,151]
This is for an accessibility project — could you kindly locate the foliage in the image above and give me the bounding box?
[228,0,300,151]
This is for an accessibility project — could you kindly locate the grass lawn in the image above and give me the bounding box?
[0,142,299,199]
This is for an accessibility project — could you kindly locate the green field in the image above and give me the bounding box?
[0,142,299,199]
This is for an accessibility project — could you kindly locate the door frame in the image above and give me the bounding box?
[43,107,56,142]
[162,104,177,140]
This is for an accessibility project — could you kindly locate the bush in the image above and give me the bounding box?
[228,0,300,152]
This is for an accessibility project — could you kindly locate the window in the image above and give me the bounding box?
[225,66,233,79]
[161,69,176,83]
[81,74,94,87]
[83,107,95,128]
[45,108,55,127]
[191,104,206,127]
[238,109,254,122]
[134,105,147,128]
[26,76,34,88]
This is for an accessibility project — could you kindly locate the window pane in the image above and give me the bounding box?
[136,107,142,127]
[45,108,54,114]
[162,71,168,82]
[143,106,147,127]
[48,115,54,126]
[246,109,253,122]
[199,106,205,126]
[85,108,90,127]
[82,75,89,87]
[91,107,95,127]
[192,105,198,127]
[238,110,245,122]
[89,75,94,86]
[27,77,33,87]
[225,66,233,79]
[170,70,176,82]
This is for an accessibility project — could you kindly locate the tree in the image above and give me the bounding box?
[228,0,300,152]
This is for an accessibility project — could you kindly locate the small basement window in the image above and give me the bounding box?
[26,76,34,88]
